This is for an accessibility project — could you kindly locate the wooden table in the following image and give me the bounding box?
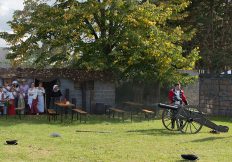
[55,102,75,122]
[108,108,126,121]
[124,101,144,121]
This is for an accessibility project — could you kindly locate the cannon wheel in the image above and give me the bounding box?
[176,106,203,134]
[162,109,179,131]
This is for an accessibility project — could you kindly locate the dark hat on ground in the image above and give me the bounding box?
[5,140,18,145]
[181,154,198,160]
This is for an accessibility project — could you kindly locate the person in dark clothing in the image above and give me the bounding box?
[51,85,62,98]
[50,85,62,109]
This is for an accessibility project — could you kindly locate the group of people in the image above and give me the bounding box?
[0,79,62,116]
[0,79,186,116]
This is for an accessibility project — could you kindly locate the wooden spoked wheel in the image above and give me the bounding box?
[162,109,179,131]
[176,106,203,134]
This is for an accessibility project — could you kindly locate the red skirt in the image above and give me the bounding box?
[30,99,38,114]
[8,99,16,115]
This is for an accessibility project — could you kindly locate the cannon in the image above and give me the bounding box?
[158,103,229,134]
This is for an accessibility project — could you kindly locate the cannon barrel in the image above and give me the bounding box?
[158,103,179,110]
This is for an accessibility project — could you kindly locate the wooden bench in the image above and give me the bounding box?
[47,109,58,122]
[109,108,126,121]
[142,109,155,121]
[72,108,88,123]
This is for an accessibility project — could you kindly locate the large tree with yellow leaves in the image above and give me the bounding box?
[0,0,199,84]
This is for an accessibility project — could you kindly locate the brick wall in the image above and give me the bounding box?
[199,75,232,116]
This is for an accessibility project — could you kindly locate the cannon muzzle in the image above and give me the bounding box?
[158,103,179,110]
[216,125,229,132]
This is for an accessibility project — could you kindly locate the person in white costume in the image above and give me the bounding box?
[28,83,38,114]
[37,82,45,113]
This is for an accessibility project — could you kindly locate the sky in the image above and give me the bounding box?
[0,0,57,47]
[0,0,25,47]
[0,0,86,47]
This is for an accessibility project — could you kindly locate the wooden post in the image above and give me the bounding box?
[81,82,87,111]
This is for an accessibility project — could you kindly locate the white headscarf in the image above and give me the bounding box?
[53,85,59,91]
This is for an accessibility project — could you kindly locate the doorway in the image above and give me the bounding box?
[35,79,58,109]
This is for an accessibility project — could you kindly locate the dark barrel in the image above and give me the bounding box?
[158,103,179,110]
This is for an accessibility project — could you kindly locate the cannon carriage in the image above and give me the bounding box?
[158,103,229,134]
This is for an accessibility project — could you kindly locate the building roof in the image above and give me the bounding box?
[0,68,114,82]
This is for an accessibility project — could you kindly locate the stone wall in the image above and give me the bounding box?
[60,79,115,113]
[183,80,199,105]
[199,74,232,116]
[60,79,82,107]
[115,81,160,104]
[93,80,115,109]
[115,79,199,106]
[181,70,199,105]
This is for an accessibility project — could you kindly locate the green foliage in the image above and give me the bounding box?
[188,0,232,72]
[0,0,199,84]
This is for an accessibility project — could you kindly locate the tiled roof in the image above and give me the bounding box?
[0,68,114,82]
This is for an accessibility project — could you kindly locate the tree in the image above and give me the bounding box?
[187,0,232,73]
[0,0,199,84]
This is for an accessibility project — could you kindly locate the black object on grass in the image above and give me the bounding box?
[181,154,198,160]
[5,140,18,145]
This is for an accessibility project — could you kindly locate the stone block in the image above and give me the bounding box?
[219,79,230,85]
[220,101,230,107]
[199,103,206,108]
[212,109,219,115]
[219,85,228,92]
[227,110,232,116]
[218,109,226,116]
[218,92,225,97]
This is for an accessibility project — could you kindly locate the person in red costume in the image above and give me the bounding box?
[168,83,188,106]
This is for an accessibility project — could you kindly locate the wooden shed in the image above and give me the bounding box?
[0,68,115,113]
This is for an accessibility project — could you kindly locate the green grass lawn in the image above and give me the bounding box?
[0,115,232,162]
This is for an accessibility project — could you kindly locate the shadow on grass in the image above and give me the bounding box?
[76,130,112,133]
[190,136,232,142]
[175,160,194,162]
[126,128,185,136]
